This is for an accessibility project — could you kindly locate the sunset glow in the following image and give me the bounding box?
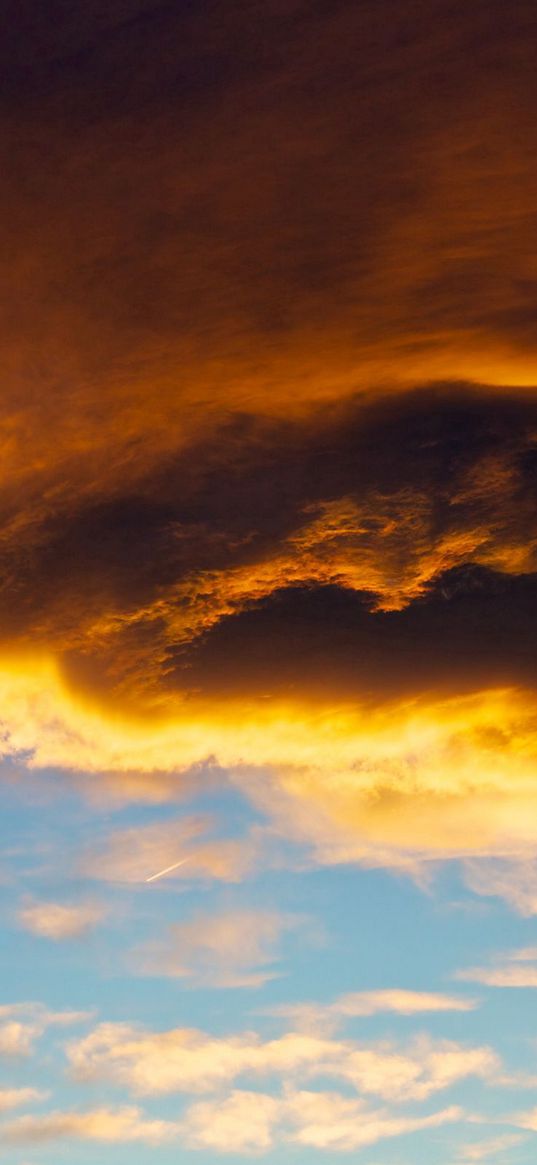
[2,2,537,1162]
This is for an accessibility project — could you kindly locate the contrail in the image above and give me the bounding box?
[145,858,189,883]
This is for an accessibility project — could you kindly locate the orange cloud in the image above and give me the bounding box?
[1,0,537,729]
[0,2,537,913]
[2,387,537,716]
[2,3,537,506]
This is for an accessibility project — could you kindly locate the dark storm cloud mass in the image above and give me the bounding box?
[0,384,536,709]
[2,0,537,891]
[1,0,537,716]
[180,570,537,703]
[2,0,537,442]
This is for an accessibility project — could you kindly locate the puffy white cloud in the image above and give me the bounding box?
[0,1003,90,1058]
[180,1089,463,1153]
[284,1090,462,1151]
[0,1091,464,1153]
[67,1020,497,1102]
[182,1091,280,1152]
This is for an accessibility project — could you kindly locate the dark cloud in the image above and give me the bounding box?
[179,568,537,702]
[0,385,533,708]
[2,1,537,719]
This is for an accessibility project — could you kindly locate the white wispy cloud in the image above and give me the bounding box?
[464,859,537,915]
[0,1090,48,1113]
[511,1106,537,1131]
[17,899,105,940]
[457,946,537,988]
[139,907,312,988]
[457,1132,527,1161]
[1,1106,177,1145]
[266,989,477,1033]
[80,817,255,884]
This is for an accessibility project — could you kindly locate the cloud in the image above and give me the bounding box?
[80,816,255,885]
[181,1089,462,1154]
[457,946,537,988]
[0,1023,40,1059]
[512,1106,537,1132]
[0,1003,91,1057]
[17,899,104,940]
[1,1,536,529]
[469,968,537,988]
[139,907,304,988]
[283,1091,462,1152]
[0,1090,48,1114]
[3,1,537,467]
[2,388,537,714]
[67,1020,497,1102]
[0,1091,463,1153]
[0,4,536,874]
[5,654,537,875]
[268,989,478,1033]
[458,1133,527,1162]
[464,859,537,914]
[1,1,536,1159]
[326,988,477,1018]
[458,967,537,988]
[182,1091,280,1153]
[1,1106,177,1145]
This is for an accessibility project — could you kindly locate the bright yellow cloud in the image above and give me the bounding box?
[2,654,537,864]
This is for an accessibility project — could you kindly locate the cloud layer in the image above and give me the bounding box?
[3,4,537,1161]
[1,2,537,887]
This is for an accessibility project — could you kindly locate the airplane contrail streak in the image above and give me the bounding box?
[145,858,189,883]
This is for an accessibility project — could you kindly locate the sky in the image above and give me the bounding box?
[2,0,537,1161]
